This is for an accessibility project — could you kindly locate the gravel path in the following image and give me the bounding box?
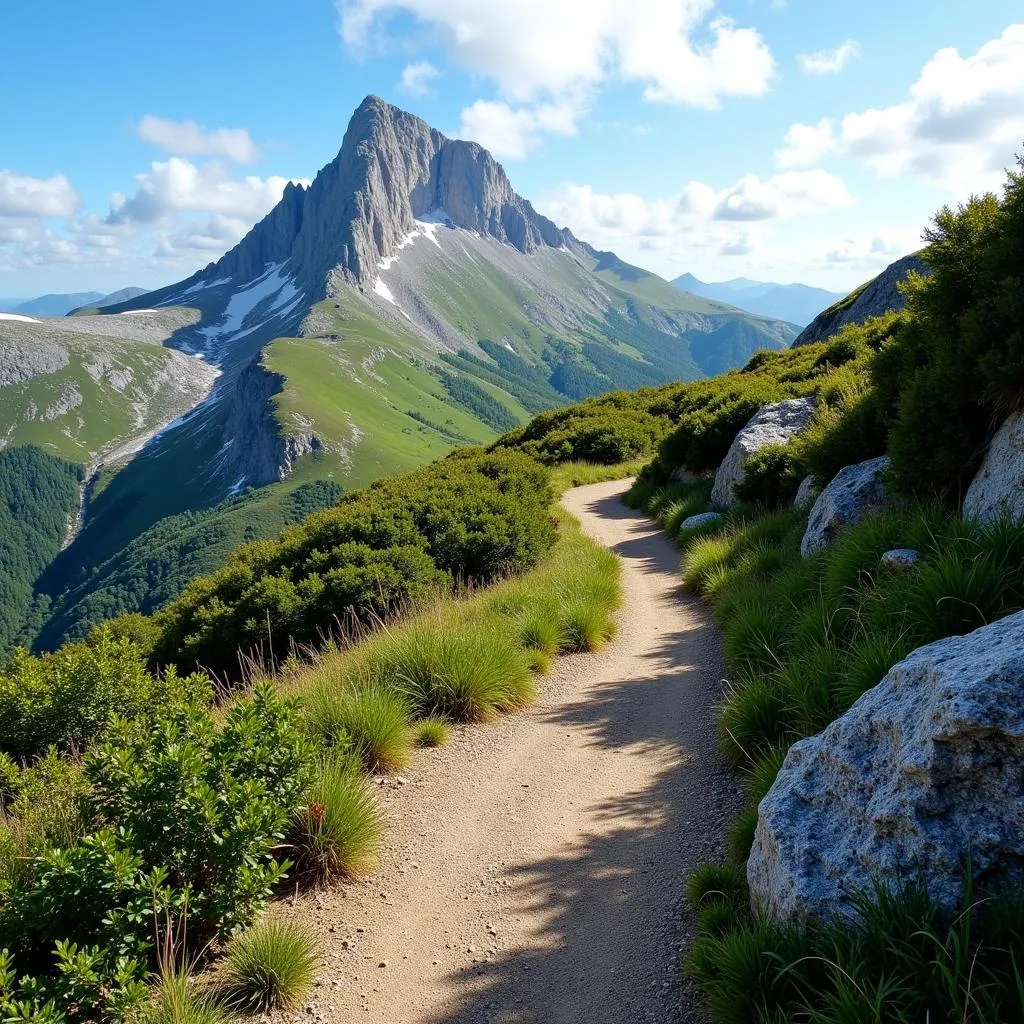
[285,479,742,1024]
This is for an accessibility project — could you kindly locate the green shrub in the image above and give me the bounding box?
[745,744,789,804]
[222,918,319,1012]
[725,807,759,865]
[81,682,315,940]
[0,631,208,760]
[686,862,749,912]
[718,679,790,766]
[294,753,384,880]
[152,451,557,679]
[735,444,803,508]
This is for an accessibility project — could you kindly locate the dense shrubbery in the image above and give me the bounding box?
[149,450,556,678]
[0,630,206,760]
[436,369,520,433]
[492,390,672,465]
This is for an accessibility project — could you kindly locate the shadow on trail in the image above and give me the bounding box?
[421,487,741,1024]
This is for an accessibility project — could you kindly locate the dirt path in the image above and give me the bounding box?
[289,479,742,1024]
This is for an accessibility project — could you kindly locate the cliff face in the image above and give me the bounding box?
[793,252,928,347]
[198,96,581,293]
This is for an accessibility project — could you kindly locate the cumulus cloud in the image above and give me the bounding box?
[0,170,79,218]
[340,0,774,154]
[536,169,852,270]
[153,214,253,259]
[399,60,441,95]
[778,24,1024,192]
[458,97,582,159]
[107,158,307,226]
[137,115,262,163]
[797,40,859,75]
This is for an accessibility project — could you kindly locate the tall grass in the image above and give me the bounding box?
[221,918,319,1011]
[293,753,384,880]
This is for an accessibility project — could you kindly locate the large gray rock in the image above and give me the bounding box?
[801,456,889,557]
[793,252,927,347]
[793,474,818,510]
[710,398,816,508]
[749,610,1024,924]
[679,512,724,532]
[963,411,1024,523]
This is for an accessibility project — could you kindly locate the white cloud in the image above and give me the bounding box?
[340,0,774,152]
[458,97,582,159]
[536,169,852,268]
[107,158,308,226]
[153,214,253,258]
[399,60,441,95]
[797,39,859,75]
[137,115,262,163]
[0,170,79,218]
[778,24,1024,192]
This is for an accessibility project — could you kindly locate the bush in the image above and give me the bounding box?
[735,444,803,508]
[152,451,557,679]
[144,971,229,1024]
[0,631,208,760]
[293,753,384,880]
[222,918,319,1012]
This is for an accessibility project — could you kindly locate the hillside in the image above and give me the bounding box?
[672,272,844,327]
[0,95,796,654]
[792,251,927,345]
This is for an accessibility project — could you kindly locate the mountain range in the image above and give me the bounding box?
[0,287,148,318]
[0,95,799,653]
[671,273,846,328]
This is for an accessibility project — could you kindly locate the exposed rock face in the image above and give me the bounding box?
[711,398,816,508]
[801,456,890,557]
[793,474,819,510]
[180,96,583,294]
[793,253,928,347]
[963,411,1024,523]
[749,610,1024,924]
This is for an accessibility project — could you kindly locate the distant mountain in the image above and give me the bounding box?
[672,273,846,328]
[792,253,928,346]
[69,286,149,314]
[10,292,104,317]
[2,286,150,318]
[1,95,798,653]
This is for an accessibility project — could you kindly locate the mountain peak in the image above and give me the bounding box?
[195,98,579,294]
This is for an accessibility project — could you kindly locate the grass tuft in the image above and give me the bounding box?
[222,918,319,1012]
[294,753,384,880]
[415,715,451,748]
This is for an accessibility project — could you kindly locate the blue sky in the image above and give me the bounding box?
[1,0,1022,296]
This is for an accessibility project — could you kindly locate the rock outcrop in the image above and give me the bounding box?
[793,253,927,347]
[680,512,724,531]
[880,548,919,570]
[710,398,816,508]
[793,474,819,510]
[748,610,1024,924]
[963,411,1024,523]
[801,456,890,557]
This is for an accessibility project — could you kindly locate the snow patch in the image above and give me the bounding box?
[373,277,397,305]
[117,309,160,315]
[198,263,302,355]
[228,475,248,496]
[0,312,41,323]
[375,208,450,269]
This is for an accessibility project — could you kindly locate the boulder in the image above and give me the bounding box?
[800,456,889,557]
[670,466,700,485]
[679,512,724,531]
[710,398,816,508]
[963,411,1024,523]
[880,548,919,570]
[793,474,819,510]
[748,610,1024,924]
